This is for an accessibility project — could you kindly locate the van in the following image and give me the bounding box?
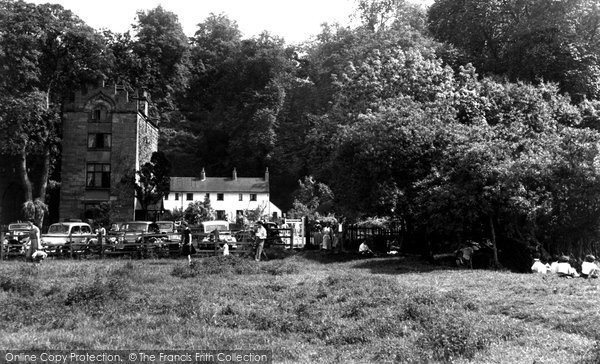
[199,220,237,248]
[200,220,230,234]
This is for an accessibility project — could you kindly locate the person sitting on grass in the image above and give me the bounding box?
[581,255,600,279]
[222,242,230,256]
[549,255,560,274]
[531,257,548,274]
[556,255,579,278]
[359,241,374,257]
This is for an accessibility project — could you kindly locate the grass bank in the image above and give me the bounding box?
[0,252,598,363]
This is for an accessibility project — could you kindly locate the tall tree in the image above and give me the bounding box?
[0,0,109,226]
[128,151,171,221]
[428,0,600,101]
[131,5,191,118]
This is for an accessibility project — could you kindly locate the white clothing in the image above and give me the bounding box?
[556,262,579,277]
[359,243,370,253]
[582,261,599,276]
[531,260,547,274]
[549,261,559,274]
[222,243,229,256]
[256,226,267,240]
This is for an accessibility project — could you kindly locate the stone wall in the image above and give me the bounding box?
[60,84,158,222]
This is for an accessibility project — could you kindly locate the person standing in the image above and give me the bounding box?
[255,221,267,262]
[322,223,331,251]
[27,220,45,263]
[181,222,195,266]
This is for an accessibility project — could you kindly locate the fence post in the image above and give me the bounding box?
[290,228,293,250]
[69,235,73,259]
[0,229,4,261]
[99,230,103,259]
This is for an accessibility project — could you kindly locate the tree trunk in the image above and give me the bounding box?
[489,215,500,268]
[37,148,50,201]
[17,146,33,202]
[34,147,51,227]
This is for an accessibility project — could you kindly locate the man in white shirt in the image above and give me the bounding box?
[581,255,599,278]
[359,241,374,257]
[254,221,267,262]
[531,258,547,274]
[556,256,579,278]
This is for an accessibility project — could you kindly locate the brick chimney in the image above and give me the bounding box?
[232,168,237,180]
[265,167,269,181]
[201,168,206,181]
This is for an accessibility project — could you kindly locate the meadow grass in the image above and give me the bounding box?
[0,251,598,363]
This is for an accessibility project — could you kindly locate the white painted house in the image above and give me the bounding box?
[163,168,281,222]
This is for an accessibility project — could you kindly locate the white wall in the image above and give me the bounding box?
[163,191,277,221]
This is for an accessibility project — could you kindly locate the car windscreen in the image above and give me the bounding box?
[48,224,70,234]
[8,223,30,231]
[203,224,228,232]
[120,223,149,232]
[156,222,173,230]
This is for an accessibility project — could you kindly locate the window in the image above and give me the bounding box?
[236,210,244,217]
[205,193,210,200]
[217,193,224,201]
[250,194,257,201]
[87,133,111,149]
[175,193,179,201]
[164,193,169,200]
[216,210,226,220]
[90,106,110,122]
[186,193,193,201]
[86,163,110,189]
[239,193,243,201]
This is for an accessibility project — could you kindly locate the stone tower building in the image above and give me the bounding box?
[60,83,158,222]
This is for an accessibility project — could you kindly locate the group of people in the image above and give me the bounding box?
[180,220,268,266]
[312,222,340,251]
[531,254,600,278]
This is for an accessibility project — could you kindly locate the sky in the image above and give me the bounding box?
[29,0,433,44]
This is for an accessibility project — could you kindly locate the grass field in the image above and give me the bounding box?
[0,251,599,363]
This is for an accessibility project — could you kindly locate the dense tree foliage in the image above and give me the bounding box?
[5,0,600,269]
[428,0,600,101]
[0,0,109,226]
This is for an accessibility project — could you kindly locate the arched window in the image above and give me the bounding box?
[89,105,110,122]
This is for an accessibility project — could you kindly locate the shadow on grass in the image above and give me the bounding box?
[294,250,461,274]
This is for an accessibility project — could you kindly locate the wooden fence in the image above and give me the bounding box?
[342,225,403,252]
[1,228,296,261]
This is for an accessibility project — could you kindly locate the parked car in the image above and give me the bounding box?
[155,221,176,233]
[263,222,283,245]
[197,220,237,250]
[41,221,94,253]
[3,222,32,256]
[117,221,153,242]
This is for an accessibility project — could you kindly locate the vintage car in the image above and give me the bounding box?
[41,221,94,254]
[155,221,176,234]
[106,221,177,257]
[197,220,237,250]
[2,222,33,256]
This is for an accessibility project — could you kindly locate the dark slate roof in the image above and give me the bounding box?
[170,177,269,193]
